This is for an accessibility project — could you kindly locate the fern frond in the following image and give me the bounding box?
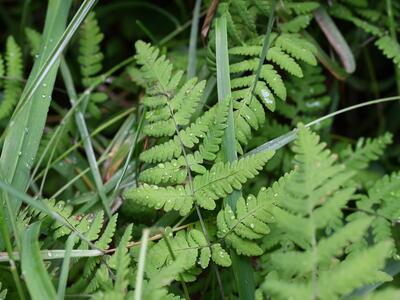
[109,224,132,293]
[124,184,193,216]
[276,64,331,126]
[341,132,393,171]
[375,36,400,68]
[79,12,107,118]
[193,151,275,210]
[217,187,275,256]
[139,105,218,163]
[0,36,23,120]
[229,35,317,149]
[262,127,393,300]
[25,27,42,57]
[0,281,7,300]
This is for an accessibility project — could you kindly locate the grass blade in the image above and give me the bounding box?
[57,233,77,300]
[187,0,202,79]
[247,96,400,155]
[0,0,72,248]
[21,222,57,300]
[60,59,111,217]
[134,228,150,300]
[215,15,255,300]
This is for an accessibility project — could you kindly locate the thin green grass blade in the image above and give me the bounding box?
[134,228,150,300]
[0,0,72,249]
[187,0,202,79]
[21,222,57,300]
[215,15,255,300]
[57,233,77,300]
[247,96,400,155]
[60,59,111,217]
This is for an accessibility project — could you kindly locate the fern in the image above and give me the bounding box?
[79,12,107,118]
[0,282,7,300]
[142,228,230,284]
[0,36,23,121]
[261,126,393,299]
[216,187,275,256]
[276,64,331,126]
[228,33,317,149]
[340,132,393,171]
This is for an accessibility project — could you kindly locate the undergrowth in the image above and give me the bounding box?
[0,0,399,299]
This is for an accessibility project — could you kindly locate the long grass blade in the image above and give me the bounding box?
[247,96,400,155]
[215,15,255,300]
[187,0,202,79]
[0,0,72,249]
[134,228,150,300]
[57,233,77,300]
[60,59,111,217]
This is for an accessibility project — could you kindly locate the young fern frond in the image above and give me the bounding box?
[217,187,275,256]
[261,126,393,299]
[79,12,107,117]
[67,214,118,294]
[135,41,206,137]
[0,36,23,121]
[25,27,42,57]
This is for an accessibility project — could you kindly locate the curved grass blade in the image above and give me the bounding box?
[247,96,400,155]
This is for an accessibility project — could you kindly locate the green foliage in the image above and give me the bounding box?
[1,1,400,299]
[261,126,393,299]
[217,189,275,255]
[0,36,23,121]
[79,12,107,117]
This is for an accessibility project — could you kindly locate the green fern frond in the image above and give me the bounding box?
[341,132,393,171]
[193,151,275,210]
[109,224,132,293]
[143,228,230,284]
[25,27,42,57]
[217,187,275,256]
[276,64,331,126]
[124,151,274,214]
[139,100,230,185]
[375,36,400,68]
[79,12,107,118]
[0,281,7,300]
[0,36,23,121]
[139,105,218,163]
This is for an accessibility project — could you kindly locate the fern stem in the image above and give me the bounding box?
[385,0,400,95]
[134,228,150,300]
[215,14,255,300]
[164,90,225,299]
